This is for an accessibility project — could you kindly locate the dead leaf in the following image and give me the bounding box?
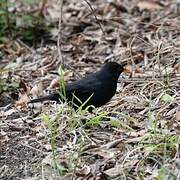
[87,147,114,160]
[0,109,15,117]
[123,65,132,74]
[125,136,144,144]
[15,93,29,107]
[175,112,180,121]
[174,121,180,134]
[30,83,43,96]
[137,1,162,11]
[9,124,24,131]
[103,164,122,178]
[76,165,91,177]
[134,72,143,78]
[0,130,9,147]
[48,78,60,89]
[19,80,31,93]
[123,65,142,75]
[174,63,180,73]
[102,138,124,149]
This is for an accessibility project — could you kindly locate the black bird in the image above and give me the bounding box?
[29,62,124,111]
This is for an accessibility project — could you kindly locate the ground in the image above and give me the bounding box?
[0,0,180,179]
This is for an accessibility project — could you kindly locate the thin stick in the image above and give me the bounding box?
[84,0,104,34]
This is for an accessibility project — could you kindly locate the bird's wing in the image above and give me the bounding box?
[65,75,102,98]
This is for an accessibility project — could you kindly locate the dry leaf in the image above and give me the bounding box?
[19,80,31,93]
[134,72,143,78]
[15,93,29,107]
[174,63,180,73]
[137,1,162,11]
[103,164,123,178]
[30,83,43,96]
[123,65,132,74]
[102,138,124,149]
[0,130,9,146]
[0,109,15,117]
[48,78,60,89]
[175,112,180,121]
[174,121,180,134]
[123,65,142,75]
[87,148,114,160]
[76,165,91,177]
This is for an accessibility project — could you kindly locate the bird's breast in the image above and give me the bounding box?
[91,82,117,107]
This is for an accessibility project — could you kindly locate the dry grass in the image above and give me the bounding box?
[0,0,180,179]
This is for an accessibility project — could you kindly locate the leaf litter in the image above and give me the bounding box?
[0,0,180,179]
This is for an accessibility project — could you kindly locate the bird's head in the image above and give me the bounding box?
[101,62,125,81]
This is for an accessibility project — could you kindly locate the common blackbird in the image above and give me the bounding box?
[29,62,124,111]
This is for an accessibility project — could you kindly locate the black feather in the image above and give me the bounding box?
[29,62,125,110]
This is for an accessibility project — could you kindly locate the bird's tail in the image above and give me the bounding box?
[29,93,60,103]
